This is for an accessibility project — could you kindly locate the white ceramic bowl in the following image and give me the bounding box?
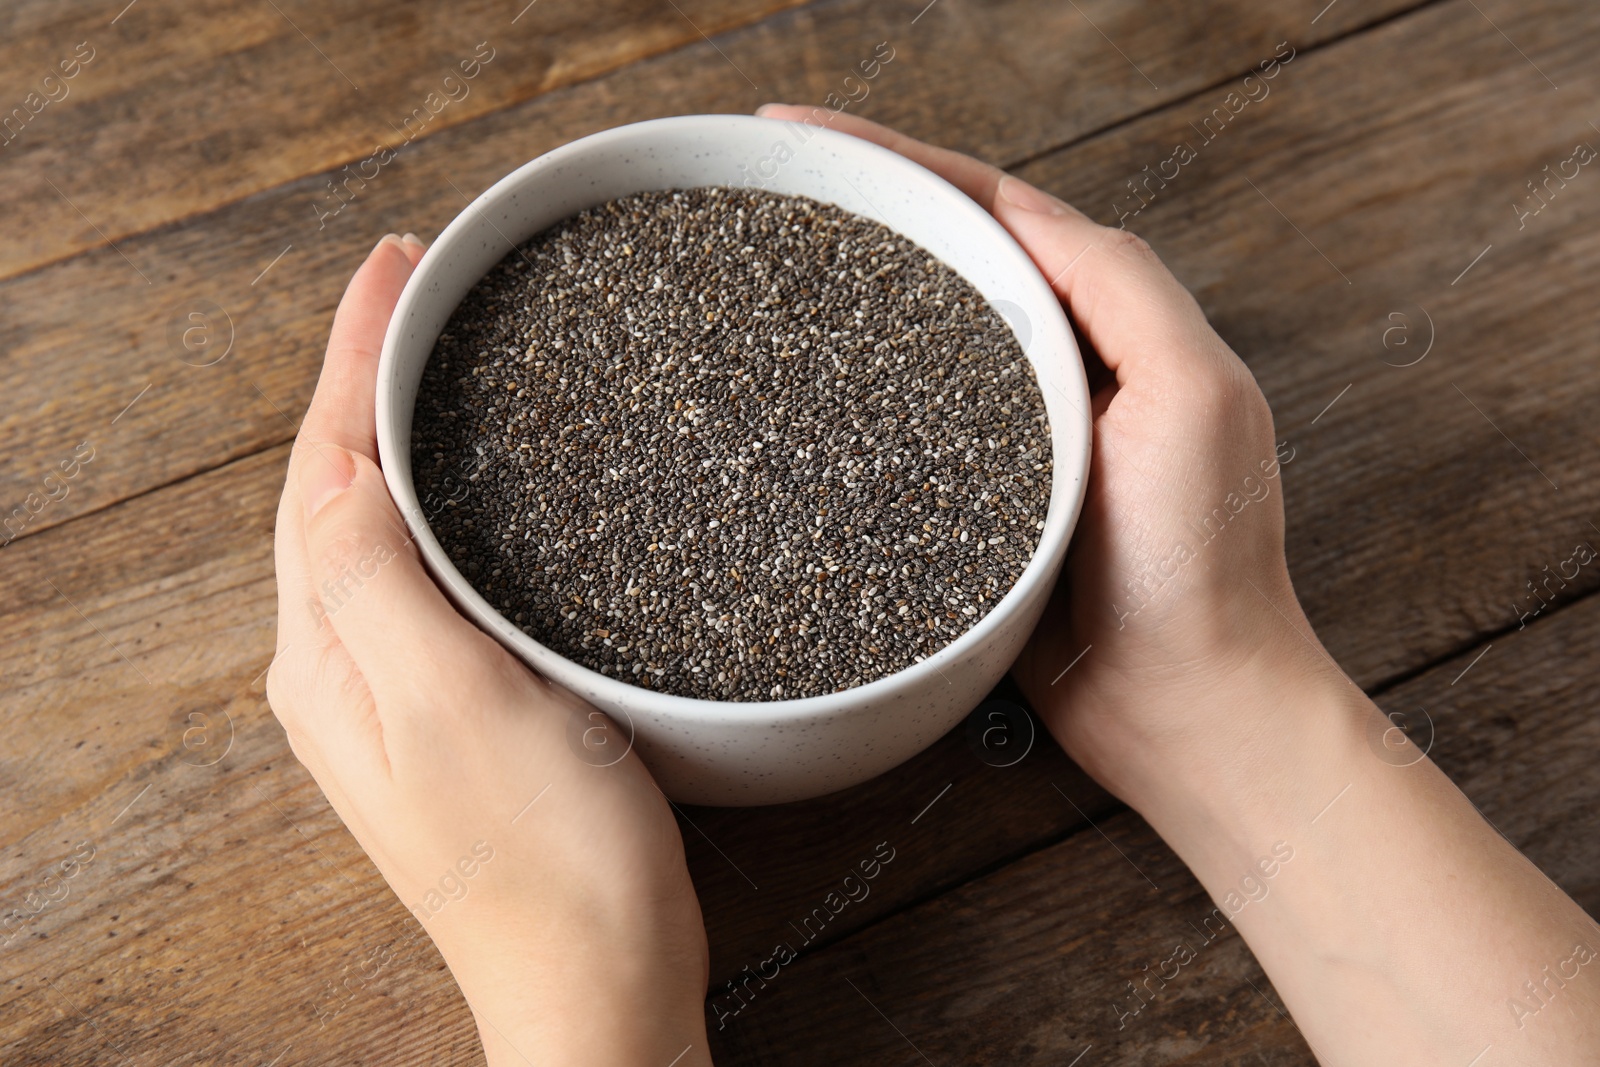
[376,114,1090,805]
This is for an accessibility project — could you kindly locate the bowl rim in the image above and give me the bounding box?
[376,112,1091,724]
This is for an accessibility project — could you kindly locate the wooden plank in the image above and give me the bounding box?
[0,0,820,280]
[0,0,1425,542]
[708,589,1600,1066]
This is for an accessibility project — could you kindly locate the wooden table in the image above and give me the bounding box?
[4,0,1597,1062]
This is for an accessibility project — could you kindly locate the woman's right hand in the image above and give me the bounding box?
[753,104,1330,816]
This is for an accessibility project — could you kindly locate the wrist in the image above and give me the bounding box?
[1089,613,1378,882]
[1141,660,1368,872]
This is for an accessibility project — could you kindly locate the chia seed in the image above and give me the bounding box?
[411,187,1051,702]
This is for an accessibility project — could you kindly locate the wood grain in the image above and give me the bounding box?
[2,0,1597,1063]
[709,589,1600,1066]
[0,0,1426,543]
[0,0,821,280]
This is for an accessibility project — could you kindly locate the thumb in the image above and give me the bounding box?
[298,443,487,701]
[990,175,1234,390]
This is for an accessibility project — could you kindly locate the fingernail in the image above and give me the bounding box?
[375,233,404,252]
[998,175,1070,215]
[754,103,782,116]
[300,446,357,519]
[402,232,426,250]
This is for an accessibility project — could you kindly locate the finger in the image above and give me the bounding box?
[754,103,1233,387]
[273,232,448,707]
[269,451,392,792]
[297,233,426,467]
[988,184,1234,386]
[298,444,494,704]
[278,233,427,650]
[266,632,390,793]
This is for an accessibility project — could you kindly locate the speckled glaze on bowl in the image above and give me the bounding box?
[376,114,1090,806]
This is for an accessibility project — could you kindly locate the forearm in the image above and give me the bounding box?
[1126,641,1600,1066]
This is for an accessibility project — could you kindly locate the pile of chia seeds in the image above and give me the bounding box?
[411,187,1051,702]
